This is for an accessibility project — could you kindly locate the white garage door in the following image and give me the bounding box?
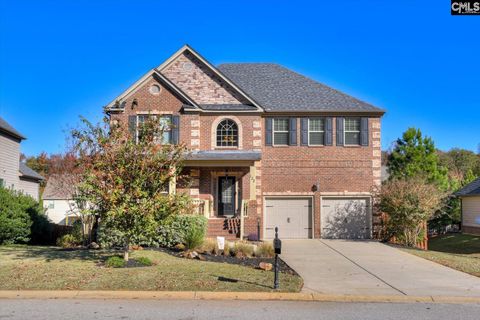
[265,198,312,239]
[321,197,371,239]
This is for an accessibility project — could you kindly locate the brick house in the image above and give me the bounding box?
[106,45,385,240]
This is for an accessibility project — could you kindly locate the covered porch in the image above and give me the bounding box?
[182,151,261,239]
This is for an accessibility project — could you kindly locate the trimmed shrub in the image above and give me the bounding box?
[0,187,48,244]
[256,242,274,258]
[136,256,153,266]
[97,214,208,249]
[157,215,207,248]
[105,256,126,268]
[56,234,80,248]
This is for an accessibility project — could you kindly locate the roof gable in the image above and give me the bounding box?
[104,69,201,112]
[218,63,384,113]
[158,45,263,111]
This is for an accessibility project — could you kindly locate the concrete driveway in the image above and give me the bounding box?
[281,240,480,297]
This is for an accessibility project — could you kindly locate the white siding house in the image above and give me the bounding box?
[0,116,43,200]
[42,174,80,225]
[456,178,480,235]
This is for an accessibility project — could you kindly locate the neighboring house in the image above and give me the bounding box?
[105,45,385,240]
[456,177,480,235]
[0,116,43,200]
[42,174,79,225]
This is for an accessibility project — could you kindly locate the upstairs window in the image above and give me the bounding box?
[273,118,289,145]
[216,119,238,147]
[344,118,361,145]
[308,118,325,145]
[137,114,172,144]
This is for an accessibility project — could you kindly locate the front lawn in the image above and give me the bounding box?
[0,246,303,292]
[402,233,480,277]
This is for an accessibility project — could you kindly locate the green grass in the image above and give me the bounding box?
[403,233,480,277]
[0,245,302,292]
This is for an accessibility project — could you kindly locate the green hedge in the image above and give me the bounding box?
[0,187,50,245]
[98,214,207,248]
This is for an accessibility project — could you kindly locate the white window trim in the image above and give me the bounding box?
[308,118,325,146]
[273,118,289,146]
[135,114,172,144]
[344,117,361,146]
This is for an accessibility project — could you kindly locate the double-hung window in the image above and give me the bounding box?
[136,114,172,144]
[273,118,289,146]
[308,118,325,145]
[344,118,361,145]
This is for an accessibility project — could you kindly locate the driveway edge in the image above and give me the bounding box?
[0,291,479,304]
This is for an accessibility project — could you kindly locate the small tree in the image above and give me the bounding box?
[375,177,445,247]
[72,113,188,261]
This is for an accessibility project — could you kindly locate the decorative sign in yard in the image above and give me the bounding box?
[217,236,225,251]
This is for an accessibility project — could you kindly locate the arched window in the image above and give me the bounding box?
[216,119,238,147]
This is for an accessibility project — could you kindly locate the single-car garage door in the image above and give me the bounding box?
[265,197,312,239]
[321,197,371,239]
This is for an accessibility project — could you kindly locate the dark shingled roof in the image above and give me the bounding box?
[186,150,261,161]
[43,174,76,200]
[0,116,26,140]
[19,162,44,181]
[200,104,257,111]
[217,63,384,113]
[456,177,480,196]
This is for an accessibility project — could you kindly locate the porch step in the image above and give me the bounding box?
[207,218,240,240]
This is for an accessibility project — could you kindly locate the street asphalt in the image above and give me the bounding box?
[1,299,479,320]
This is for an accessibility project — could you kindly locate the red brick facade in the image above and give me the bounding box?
[108,48,383,240]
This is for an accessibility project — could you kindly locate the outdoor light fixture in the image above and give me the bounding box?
[311,182,320,192]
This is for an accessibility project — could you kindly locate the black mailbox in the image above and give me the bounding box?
[274,238,282,254]
[273,226,282,254]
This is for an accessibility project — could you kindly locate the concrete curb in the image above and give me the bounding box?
[1,291,479,304]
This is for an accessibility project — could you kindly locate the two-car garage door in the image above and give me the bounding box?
[264,197,371,239]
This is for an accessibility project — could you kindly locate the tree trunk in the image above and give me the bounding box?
[124,238,130,262]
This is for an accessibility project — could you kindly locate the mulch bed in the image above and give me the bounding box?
[147,247,298,276]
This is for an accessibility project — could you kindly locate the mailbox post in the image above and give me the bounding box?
[273,227,282,289]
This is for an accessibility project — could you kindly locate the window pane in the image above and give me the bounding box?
[161,131,172,144]
[159,115,171,131]
[345,132,360,145]
[216,119,238,147]
[345,118,360,131]
[274,132,289,145]
[309,132,324,145]
[309,119,324,131]
[274,119,289,131]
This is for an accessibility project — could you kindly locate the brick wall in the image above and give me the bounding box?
[162,51,249,105]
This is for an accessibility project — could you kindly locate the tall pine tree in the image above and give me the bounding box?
[388,128,449,190]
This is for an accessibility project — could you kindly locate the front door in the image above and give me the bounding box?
[218,177,236,216]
